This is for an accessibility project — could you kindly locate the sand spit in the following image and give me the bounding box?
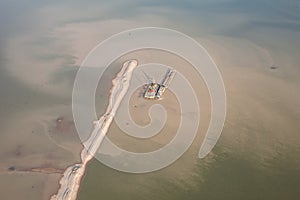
[50,60,138,200]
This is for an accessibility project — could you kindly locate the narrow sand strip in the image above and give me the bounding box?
[50,60,138,200]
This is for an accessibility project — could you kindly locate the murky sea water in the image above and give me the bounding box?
[0,0,299,199]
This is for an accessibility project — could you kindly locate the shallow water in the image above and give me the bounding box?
[0,0,300,200]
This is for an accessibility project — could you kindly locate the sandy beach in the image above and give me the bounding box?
[50,60,138,200]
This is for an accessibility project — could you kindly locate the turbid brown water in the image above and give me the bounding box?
[0,1,299,200]
[78,38,300,200]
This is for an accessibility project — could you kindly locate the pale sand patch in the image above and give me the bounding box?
[50,60,138,200]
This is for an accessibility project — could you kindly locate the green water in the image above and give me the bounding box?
[78,147,300,200]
